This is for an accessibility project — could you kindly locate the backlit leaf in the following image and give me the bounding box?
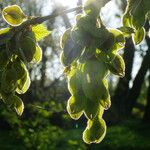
[13,95,24,116]
[2,5,26,26]
[33,44,42,63]
[133,27,145,45]
[32,24,51,41]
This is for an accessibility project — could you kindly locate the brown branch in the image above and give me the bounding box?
[15,6,82,30]
[0,6,83,45]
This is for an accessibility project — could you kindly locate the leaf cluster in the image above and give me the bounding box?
[60,0,150,144]
[0,5,50,115]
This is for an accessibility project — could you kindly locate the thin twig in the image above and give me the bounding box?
[22,6,82,26]
[0,6,83,45]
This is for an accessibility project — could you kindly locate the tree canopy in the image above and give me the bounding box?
[0,0,150,145]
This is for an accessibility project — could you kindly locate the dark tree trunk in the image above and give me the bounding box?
[143,72,150,123]
[40,46,47,88]
[105,38,135,122]
[127,34,150,115]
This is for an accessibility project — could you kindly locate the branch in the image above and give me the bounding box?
[0,6,83,45]
[16,6,82,30]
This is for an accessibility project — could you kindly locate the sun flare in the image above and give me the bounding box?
[54,0,83,7]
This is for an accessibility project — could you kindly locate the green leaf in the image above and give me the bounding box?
[19,31,36,62]
[99,79,111,110]
[62,32,84,66]
[123,0,149,30]
[1,92,14,106]
[81,59,108,100]
[16,70,31,94]
[2,5,26,26]
[32,24,51,41]
[68,67,83,95]
[84,100,99,119]
[75,14,82,23]
[144,0,150,13]
[60,28,72,49]
[13,95,24,116]
[108,28,125,51]
[0,28,14,45]
[0,50,9,70]
[84,0,110,18]
[33,44,42,63]
[1,68,18,93]
[79,46,96,63]
[71,26,91,47]
[67,96,84,120]
[122,12,133,28]
[14,60,30,94]
[12,58,26,79]
[117,26,134,37]
[132,4,146,29]
[133,27,145,45]
[106,54,125,77]
[60,51,66,66]
[0,28,10,35]
[95,27,115,52]
[147,11,150,20]
[83,117,106,144]
[76,16,108,39]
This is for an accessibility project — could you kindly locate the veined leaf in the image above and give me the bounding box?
[108,28,125,51]
[106,54,125,77]
[62,32,84,66]
[60,28,72,49]
[15,60,31,94]
[0,28,10,35]
[0,50,9,70]
[16,72,31,94]
[83,117,106,144]
[0,28,14,45]
[84,0,110,18]
[133,27,145,45]
[32,24,51,41]
[67,96,84,120]
[13,95,24,116]
[117,26,134,37]
[33,44,42,63]
[19,31,36,62]
[2,5,26,26]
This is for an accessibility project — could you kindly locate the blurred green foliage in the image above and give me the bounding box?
[0,99,86,150]
[0,0,150,149]
[88,119,150,150]
[0,111,150,150]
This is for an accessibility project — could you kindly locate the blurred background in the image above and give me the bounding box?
[0,0,150,149]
